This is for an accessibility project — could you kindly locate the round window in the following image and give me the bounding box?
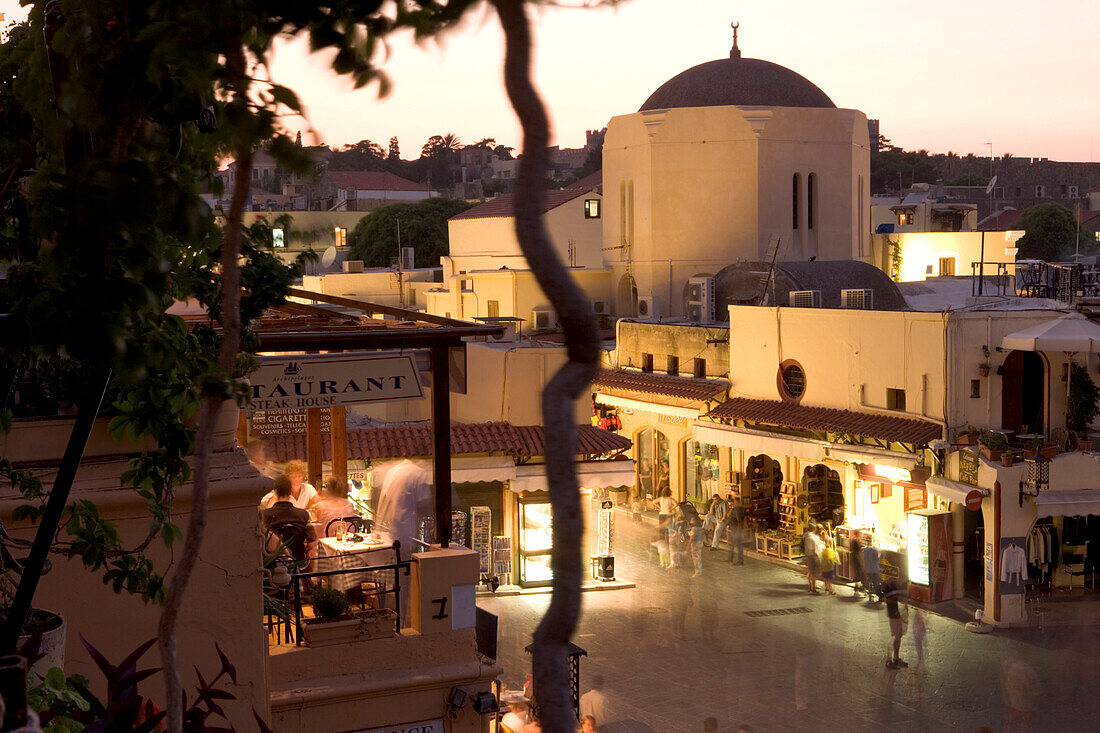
[779,362,805,401]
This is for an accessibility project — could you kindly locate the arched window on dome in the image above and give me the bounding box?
[792,173,800,230]
[808,173,816,230]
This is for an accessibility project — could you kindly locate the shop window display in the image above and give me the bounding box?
[635,428,669,501]
[802,464,844,527]
[684,441,722,505]
[519,499,553,586]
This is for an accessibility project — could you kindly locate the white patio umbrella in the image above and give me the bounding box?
[1001,314,1100,353]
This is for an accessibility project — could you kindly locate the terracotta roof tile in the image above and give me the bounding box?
[449,188,594,221]
[326,171,430,192]
[706,398,942,445]
[593,369,728,403]
[261,421,629,462]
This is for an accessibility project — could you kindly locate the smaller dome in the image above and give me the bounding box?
[640,57,836,112]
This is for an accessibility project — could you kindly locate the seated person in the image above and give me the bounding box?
[260,459,320,511]
[314,476,360,536]
[261,475,318,562]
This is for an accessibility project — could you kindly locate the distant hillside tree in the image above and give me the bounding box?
[1015,203,1098,260]
[347,198,473,268]
[329,139,386,171]
[388,136,401,159]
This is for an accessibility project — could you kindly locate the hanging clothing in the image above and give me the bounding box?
[1000,543,1028,586]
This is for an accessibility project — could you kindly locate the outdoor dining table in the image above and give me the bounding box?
[315,532,397,594]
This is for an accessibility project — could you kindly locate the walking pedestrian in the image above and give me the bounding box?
[709,493,735,550]
[702,493,725,540]
[912,609,927,665]
[802,524,822,594]
[689,512,705,576]
[883,577,908,669]
[579,675,610,727]
[820,526,838,595]
[726,497,746,565]
[849,531,864,597]
[861,538,881,601]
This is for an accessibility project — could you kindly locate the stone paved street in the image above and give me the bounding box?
[478,503,1100,732]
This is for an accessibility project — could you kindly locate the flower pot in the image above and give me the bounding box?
[1080,439,1093,453]
[16,609,65,678]
[611,490,628,506]
[304,609,396,647]
[1001,454,1015,467]
[956,433,978,446]
[980,445,1002,462]
[1040,445,1059,459]
[1024,449,1038,459]
[979,365,990,377]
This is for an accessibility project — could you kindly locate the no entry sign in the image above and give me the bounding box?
[965,489,985,511]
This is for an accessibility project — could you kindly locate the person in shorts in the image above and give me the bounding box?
[883,578,908,668]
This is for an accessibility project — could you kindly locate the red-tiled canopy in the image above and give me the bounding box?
[262,421,629,462]
[706,398,942,445]
[593,369,728,402]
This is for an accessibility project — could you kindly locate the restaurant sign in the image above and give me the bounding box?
[251,351,422,411]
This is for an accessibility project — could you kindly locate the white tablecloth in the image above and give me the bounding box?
[316,533,397,593]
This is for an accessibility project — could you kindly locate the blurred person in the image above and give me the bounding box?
[579,675,610,726]
[245,439,278,478]
[726,497,746,565]
[689,512,705,577]
[260,459,318,510]
[820,525,838,595]
[1002,658,1039,733]
[655,486,676,526]
[260,475,317,562]
[883,578,908,669]
[736,726,754,733]
[579,715,597,733]
[709,493,735,550]
[912,608,927,665]
[314,475,359,535]
[500,691,530,733]
[702,493,726,539]
[862,539,881,601]
[802,524,822,594]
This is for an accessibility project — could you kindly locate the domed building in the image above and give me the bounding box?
[604,31,872,317]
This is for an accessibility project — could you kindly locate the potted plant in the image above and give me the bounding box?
[1024,436,1042,459]
[608,486,629,505]
[303,588,396,646]
[1067,363,1099,453]
[979,430,1008,461]
[978,362,991,378]
[1040,443,1059,459]
[954,426,980,446]
[1001,450,1015,467]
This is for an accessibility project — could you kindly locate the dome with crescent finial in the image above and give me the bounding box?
[639,26,835,112]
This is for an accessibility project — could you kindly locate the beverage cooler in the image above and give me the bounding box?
[906,509,953,604]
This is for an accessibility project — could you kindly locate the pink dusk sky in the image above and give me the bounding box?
[3,0,1098,161]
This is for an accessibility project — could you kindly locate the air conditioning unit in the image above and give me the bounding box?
[531,309,557,331]
[489,321,519,342]
[840,288,874,309]
[400,247,415,271]
[590,299,610,316]
[636,296,660,320]
[343,260,364,273]
[789,290,822,308]
[686,276,715,323]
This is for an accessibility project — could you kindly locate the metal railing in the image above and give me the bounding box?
[285,542,411,646]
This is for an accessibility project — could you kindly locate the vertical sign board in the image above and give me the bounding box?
[250,351,423,411]
[958,449,979,487]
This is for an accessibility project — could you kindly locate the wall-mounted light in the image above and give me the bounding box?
[472,691,500,715]
[446,688,468,718]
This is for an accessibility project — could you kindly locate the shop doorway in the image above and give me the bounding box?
[963,506,985,602]
[802,464,844,528]
[1001,350,1045,434]
[683,439,723,505]
[636,428,669,501]
[743,454,783,524]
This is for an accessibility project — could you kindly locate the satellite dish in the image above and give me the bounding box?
[321,246,337,268]
[985,175,997,195]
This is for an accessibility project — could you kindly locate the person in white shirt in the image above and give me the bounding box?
[499,692,530,733]
[259,459,319,511]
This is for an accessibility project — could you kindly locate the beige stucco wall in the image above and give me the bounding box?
[0,410,271,728]
[299,269,440,311]
[610,321,730,379]
[725,305,1077,437]
[870,231,1018,281]
[604,104,870,317]
[447,191,603,269]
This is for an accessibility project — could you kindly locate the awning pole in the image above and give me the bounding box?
[431,344,452,548]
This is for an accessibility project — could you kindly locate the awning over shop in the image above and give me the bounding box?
[1001,314,1100,353]
[926,476,976,504]
[693,422,827,462]
[593,369,728,402]
[451,456,517,484]
[706,398,943,446]
[1035,489,1100,518]
[595,393,702,420]
[509,459,636,494]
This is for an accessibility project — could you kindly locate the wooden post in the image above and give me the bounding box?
[306,408,323,488]
[236,409,249,450]
[330,405,347,483]
[431,344,452,548]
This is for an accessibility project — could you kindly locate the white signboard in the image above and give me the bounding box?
[251,351,423,411]
[357,721,443,733]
